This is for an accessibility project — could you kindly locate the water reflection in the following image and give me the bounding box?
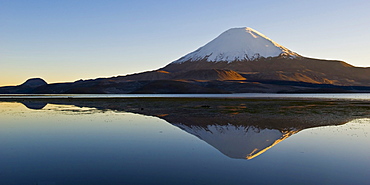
[176,124,298,159]
[21,100,47,109]
[6,98,370,160]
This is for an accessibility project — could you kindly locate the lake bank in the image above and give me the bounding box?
[1,93,370,100]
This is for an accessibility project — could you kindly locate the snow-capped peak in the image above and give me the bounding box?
[173,27,298,63]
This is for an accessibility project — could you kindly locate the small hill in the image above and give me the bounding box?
[20,78,48,88]
[0,78,48,94]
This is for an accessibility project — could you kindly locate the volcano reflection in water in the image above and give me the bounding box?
[175,124,299,159]
[10,98,369,160]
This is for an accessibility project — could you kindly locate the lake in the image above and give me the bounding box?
[0,96,369,184]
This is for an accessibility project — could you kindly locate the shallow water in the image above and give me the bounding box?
[1,93,370,100]
[0,99,369,185]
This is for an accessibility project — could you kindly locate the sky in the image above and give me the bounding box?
[1,0,370,86]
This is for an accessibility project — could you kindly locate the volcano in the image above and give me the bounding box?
[1,27,370,94]
[172,27,299,63]
[161,27,369,87]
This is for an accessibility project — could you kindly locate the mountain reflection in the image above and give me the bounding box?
[176,124,299,159]
[5,98,370,160]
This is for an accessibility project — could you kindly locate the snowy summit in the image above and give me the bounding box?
[173,27,298,63]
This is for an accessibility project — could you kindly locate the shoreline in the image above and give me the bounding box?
[0,93,370,101]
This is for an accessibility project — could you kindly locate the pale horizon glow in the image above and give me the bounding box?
[1,0,370,86]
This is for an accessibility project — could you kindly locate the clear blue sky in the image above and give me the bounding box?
[1,0,370,86]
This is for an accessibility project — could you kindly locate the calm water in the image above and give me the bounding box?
[0,98,369,185]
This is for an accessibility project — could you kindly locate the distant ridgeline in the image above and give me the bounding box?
[1,27,370,94]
